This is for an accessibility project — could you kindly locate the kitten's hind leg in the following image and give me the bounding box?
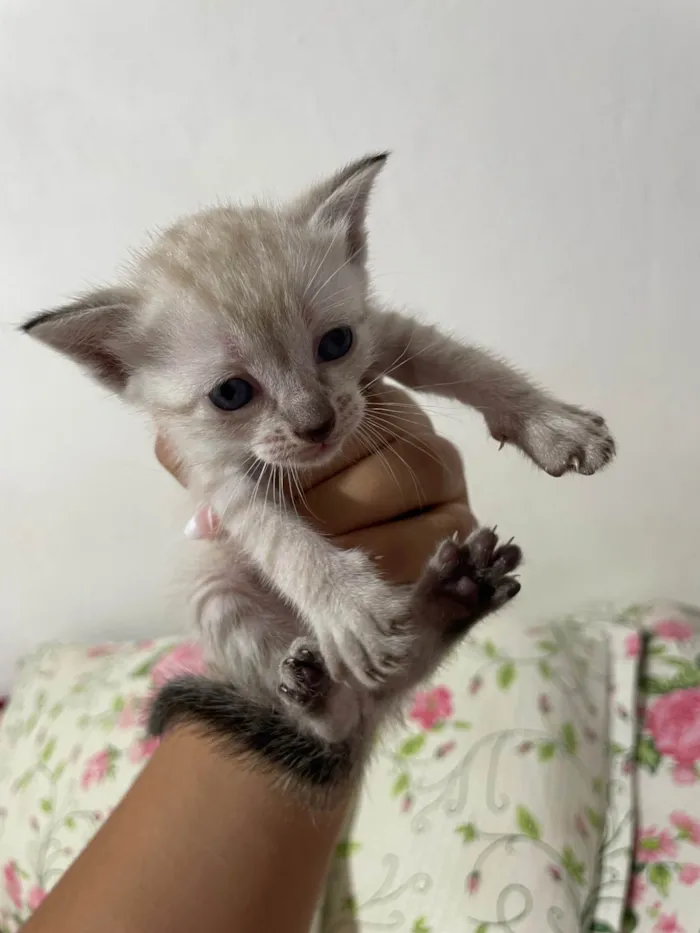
[278,637,364,743]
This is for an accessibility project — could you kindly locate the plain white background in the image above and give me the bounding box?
[1,0,699,690]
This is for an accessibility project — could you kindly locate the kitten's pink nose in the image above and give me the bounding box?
[295,414,336,445]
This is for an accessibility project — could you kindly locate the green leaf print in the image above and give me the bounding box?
[412,917,431,933]
[399,734,425,757]
[112,696,126,713]
[475,924,489,933]
[64,816,76,830]
[497,662,517,690]
[40,738,56,763]
[622,906,638,932]
[636,736,662,774]
[648,863,671,897]
[516,805,541,840]
[392,773,410,797]
[40,798,53,814]
[589,923,616,932]
[342,896,356,913]
[13,770,34,793]
[562,846,586,886]
[483,639,498,659]
[585,807,604,831]
[335,841,360,858]
[538,741,556,762]
[537,639,557,653]
[454,720,472,730]
[538,660,552,680]
[561,723,577,755]
[456,823,478,843]
[53,762,66,781]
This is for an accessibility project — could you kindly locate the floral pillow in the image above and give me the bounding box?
[0,638,205,931]
[0,615,639,933]
[322,613,637,933]
[623,602,700,933]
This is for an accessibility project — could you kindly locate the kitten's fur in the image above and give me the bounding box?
[24,154,614,784]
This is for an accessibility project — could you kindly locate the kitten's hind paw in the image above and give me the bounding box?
[418,527,522,638]
[278,637,364,743]
[278,639,330,711]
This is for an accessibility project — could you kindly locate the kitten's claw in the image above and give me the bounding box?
[493,402,615,477]
[417,527,523,636]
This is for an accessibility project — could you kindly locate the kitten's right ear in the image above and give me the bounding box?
[21,287,141,393]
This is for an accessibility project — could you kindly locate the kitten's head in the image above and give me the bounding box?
[23,154,388,474]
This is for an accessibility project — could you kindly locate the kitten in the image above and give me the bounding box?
[23,154,614,789]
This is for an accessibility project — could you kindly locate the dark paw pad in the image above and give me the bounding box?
[278,641,330,710]
[425,527,523,635]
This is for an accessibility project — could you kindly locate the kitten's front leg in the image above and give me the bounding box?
[372,306,615,476]
[211,483,415,690]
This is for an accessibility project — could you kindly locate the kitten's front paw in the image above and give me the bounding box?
[494,401,615,476]
[419,527,522,633]
[312,553,414,690]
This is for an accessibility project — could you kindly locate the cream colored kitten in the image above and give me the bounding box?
[24,155,614,788]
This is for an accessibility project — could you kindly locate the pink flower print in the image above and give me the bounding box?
[3,861,22,910]
[538,694,551,714]
[647,689,700,782]
[673,764,698,785]
[625,631,642,658]
[435,741,456,759]
[401,795,413,813]
[654,913,684,933]
[80,748,113,790]
[151,643,206,688]
[630,873,647,905]
[27,886,46,911]
[637,827,678,863]
[518,741,534,754]
[137,639,155,650]
[469,676,482,696]
[671,811,700,844]
[409,686,453,730]
[575,814,589,838]
[654,620,694,642]
[466,871,480,895]
[679,864,700,885]
[548,865,562,882]
[87,644,118,658]
[127,736,160,764]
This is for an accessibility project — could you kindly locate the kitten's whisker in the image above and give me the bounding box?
[355,422,404,503]
[363,417,427,504]
[365,414,449,472]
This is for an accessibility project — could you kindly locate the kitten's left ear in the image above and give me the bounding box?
[21,286,142,393]
[296,152,389,263]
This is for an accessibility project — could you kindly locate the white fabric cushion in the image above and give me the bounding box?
[0,617,636,932]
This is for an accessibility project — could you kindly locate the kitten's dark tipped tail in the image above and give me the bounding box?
[149,676,355,791]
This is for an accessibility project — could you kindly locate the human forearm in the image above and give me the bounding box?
[24,726,350,933]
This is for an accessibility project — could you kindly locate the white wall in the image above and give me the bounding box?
[1,0,699,689]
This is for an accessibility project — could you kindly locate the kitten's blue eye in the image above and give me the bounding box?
[317,326,353,363]
[209,378,254,411]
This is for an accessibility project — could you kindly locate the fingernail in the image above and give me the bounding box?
[184,516,200,539]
